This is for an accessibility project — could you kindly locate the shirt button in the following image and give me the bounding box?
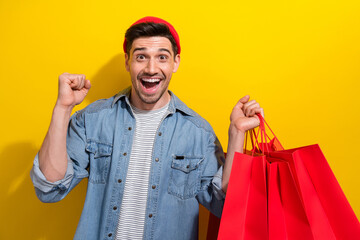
[186,165,190,169]
[113,206,117,210]
[158,132,162,136]
[117,179,122,183]
[155,158,159,162]
[128,127,132,131]
[123,152,127,156]
[108,233,112,237]
[149,214,153,218]
[152,185,156,189]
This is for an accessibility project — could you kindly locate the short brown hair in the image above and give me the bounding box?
[124,22,178,57]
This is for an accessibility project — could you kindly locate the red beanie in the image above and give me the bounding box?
[123,16,181,55]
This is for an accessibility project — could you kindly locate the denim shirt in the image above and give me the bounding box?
[31,88,226,240]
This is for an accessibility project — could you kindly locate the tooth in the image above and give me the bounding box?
[142,78,160,83]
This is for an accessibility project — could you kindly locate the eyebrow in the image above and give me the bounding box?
[132,47,172,55]
[132,47,146,54]
[159,48,172,55]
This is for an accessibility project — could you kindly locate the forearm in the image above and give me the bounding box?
[222,124,245,193]
[38,104,73,182]
[222,95,263,193]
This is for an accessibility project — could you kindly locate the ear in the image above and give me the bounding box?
[125,53,130,72]
[172,54,181,73]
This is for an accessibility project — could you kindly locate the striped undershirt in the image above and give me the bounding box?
[115,103,169,240]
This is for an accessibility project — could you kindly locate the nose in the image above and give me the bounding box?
[144,58,158,75]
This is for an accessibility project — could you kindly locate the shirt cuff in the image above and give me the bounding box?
[212,166,226,200]
[30,153,74,193]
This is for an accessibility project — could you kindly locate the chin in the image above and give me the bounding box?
[139,95,162,105]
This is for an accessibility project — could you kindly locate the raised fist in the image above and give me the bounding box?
[56,72,91,108]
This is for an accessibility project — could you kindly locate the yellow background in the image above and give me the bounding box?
[1,0,359,239]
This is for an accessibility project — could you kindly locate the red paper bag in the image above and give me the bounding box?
[206,212,221,240]
[267,157,314,239]
[217,152,268,240]
[269,144,360,239]
[215,114,360,240]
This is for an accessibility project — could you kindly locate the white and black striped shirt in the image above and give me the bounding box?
[115,103,169,240]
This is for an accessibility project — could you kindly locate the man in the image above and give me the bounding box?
[31,16,264,239]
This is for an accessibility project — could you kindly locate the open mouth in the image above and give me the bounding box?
[140,77,162,93]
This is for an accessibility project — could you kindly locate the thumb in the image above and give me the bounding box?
[233,95,250,109]
[239,95,250,104]
[84,80,91,90]
[231,95,250,121]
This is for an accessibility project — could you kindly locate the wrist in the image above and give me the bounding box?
[228,122,246,136]
[54,101,74,116]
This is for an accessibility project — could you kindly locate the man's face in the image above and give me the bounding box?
[125,36,180,110]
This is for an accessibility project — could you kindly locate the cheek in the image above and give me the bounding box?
[130,66,142,77]
[162,64,174,74]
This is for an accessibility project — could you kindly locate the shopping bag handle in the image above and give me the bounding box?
[258,113,284,151]
[246,114,284,154]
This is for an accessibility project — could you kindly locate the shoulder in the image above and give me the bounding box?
[171,92,215,138]
[81,97,115,114]
[79,87,130,115]
[181,110,214,134]
[72,95,121,123]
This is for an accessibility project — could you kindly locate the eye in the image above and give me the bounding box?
[136,54,146,61]
[159,55,168,61]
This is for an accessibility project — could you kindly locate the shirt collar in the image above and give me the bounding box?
[111,87,196,117]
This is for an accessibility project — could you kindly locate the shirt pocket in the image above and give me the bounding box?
[85,140,113,184]
[168,155,204,200]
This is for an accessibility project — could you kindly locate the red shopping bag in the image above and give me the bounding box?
[267,157,314,239]
[269,144,360,239]
[216,114,360,240]
[217,152,268,240]
[206,212,221,240]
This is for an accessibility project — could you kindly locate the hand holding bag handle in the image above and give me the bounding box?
[245,113,283,155]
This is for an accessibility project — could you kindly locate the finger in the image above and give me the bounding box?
[78,76,85,90]
[243,100,258,115]
[242,99,257,108]
[251,107,262,117]
[84,79,91,90]
[69,77,84,90]
[242,100,257,115]
[251,107,264,120]
[69,77,79,88]
[245,103,260,117]
[80,74,86,83]
[73,75,86,90]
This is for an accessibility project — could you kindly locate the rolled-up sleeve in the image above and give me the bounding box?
[30,153,74,193]
[30,110,90,203]
[212,165,226,200]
